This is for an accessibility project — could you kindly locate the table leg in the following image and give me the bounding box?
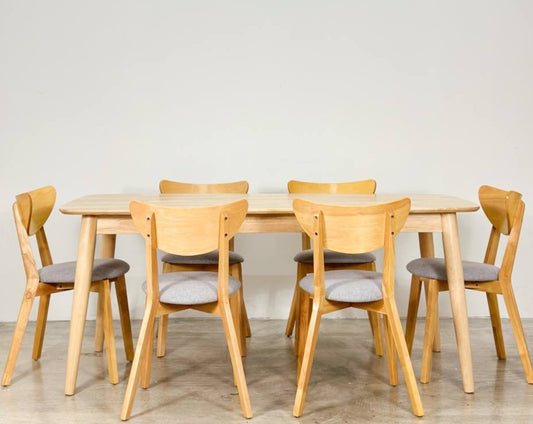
[65,216,97,395]
[441,213,474,393]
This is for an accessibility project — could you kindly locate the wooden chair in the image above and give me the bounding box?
[1,186,133,387]
[157,179,250,357]
[121,199,252,420]
[405,185,533,384]
[292,197,423,417]
[285,179,383,357]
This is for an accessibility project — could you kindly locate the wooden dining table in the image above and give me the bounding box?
[60,192,479,396]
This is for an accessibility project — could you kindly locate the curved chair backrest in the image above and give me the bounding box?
[293,197,410,255]
[287,179,376,194]
[479,185,523,236]
[15,186,56,236]
[159,180,249,194]
[130,199,248,257]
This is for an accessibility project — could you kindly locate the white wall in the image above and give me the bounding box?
[1,0,532,322]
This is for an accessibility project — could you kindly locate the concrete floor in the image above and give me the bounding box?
[1,318,533,423]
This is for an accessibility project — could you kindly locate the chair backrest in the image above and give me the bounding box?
[479,185,524,278]
[130,199,248,300]
[293,197,410,298]
[159,180,249,194]
[287,179,376,194]
[13,186,56,281]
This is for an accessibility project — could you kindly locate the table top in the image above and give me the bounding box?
[60,193,479,216]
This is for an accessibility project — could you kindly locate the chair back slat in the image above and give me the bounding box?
[159,180,249,194]
[479,185,522,236]
[293,198,410,254]
[288,179,376,194]
[130,199,248,256]
[15,186,56,236]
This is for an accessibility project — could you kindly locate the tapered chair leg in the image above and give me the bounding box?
[293,306,322,417]
[384,315,398,386]
[140,318,156,389]
[385,300,424,417]
[115,276,134,361]
[2,295,35,386]
[220,301,253,418]
[486,292,506,359]
[156,315,168,358]
[368,311,384,356]
[405,275,422,354]
[101,281,119,385]
[32,294,51,361]
[120,306,156,421]
[297,291,311,378]
[95,291,105,353]
[501,284,533,383]
[420,281,439,384]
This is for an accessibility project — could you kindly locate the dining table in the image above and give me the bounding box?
[60,192,479,396]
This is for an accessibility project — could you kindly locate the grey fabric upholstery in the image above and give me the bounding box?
[294,249,376,265]
[38,258,130,284]
[142,271,241,305]
[406,258,500,282]
[299,270,383,303]
[161,250,244,266]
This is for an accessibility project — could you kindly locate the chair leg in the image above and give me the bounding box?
[2,294,35,386]
[486,292,506,359]
[293,305,322,418]
[425,280,441,352]
[420,280,439,384]
[156,315,168,358]
[297,291,311,378]
[220,301,253,418]
[385,300,424,417]
[500,284,533,383]
[120,305,156,421]
[141,317,156,389]
[287,264,306,338]
[95,289,105,353]
[368,311,384,357]
[32,294,51,360]
[232,264,251,338]
[383,315,398,386]
[405,275,422,355]
[101,281,119,385]
[230,290,246,356]
[115,276,134,362]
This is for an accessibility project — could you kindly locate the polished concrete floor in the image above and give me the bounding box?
[1,318,533,423]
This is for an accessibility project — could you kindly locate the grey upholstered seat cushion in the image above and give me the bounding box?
[406,258,500,282]
[38,258,130,284]
[294,249,376,265]
[142,271,241,305]
[299,270,383,303]
[161,250,244,266]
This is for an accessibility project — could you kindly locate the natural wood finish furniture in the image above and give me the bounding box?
[292,197,423,417]
[120,199,251,420]
[157,180,250,357]
[60,192,478,396]
[405,185,533,384]
[285,179,383,357]
[2,186,133,387]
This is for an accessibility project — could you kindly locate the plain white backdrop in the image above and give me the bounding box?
[1,1,532,323]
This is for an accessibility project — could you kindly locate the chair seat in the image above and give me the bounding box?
[299,270,383,303]
[39,258,130,284]
[161,250,244,266]
[142,271,241,305]
[406,258,500,282]
[294,249,376,265]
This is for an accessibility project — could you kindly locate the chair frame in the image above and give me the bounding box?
[120,199,252,420]
[2,186,133,387]
[285,179,383,357]
[157,180,250,357]
[292,197,423,417]
[405,185,533,384]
